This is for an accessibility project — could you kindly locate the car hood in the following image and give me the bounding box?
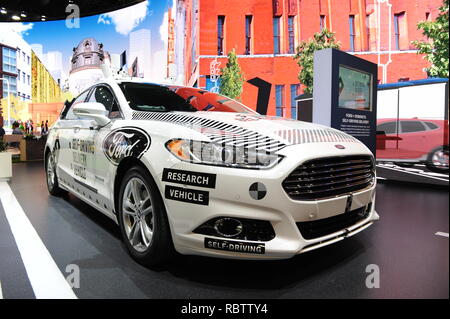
[131,111,361,152]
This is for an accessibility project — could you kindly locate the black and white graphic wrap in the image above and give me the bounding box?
[102,127,151,165]
[132,111,286,153]
[132,111,359,152]
[273,128,358,144]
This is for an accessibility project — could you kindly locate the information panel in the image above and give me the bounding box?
[313,48,378,155]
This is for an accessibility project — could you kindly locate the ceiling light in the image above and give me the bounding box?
[0,8,7,14]
[41,15,46,21]
[11,15,20,20]
[20,12,26,18]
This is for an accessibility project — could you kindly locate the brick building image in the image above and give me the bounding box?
[174,0,442,118]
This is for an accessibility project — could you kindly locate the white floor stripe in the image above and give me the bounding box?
[435,232,449,238]
[0,182,77,299]
[0,281,3,299]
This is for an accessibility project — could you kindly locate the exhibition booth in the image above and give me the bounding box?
[0,0,447,303]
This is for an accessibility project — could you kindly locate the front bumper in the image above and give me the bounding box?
[155,142,379,260]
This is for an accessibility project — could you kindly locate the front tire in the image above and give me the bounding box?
[118,165,175,266]
[45,151,66,196]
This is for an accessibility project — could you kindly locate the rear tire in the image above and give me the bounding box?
[117,165,175,266]
[45,151,66,196]
[426,146,449,173]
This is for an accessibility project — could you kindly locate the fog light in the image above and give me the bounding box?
[193,217,275,241]
[214,218,243,238]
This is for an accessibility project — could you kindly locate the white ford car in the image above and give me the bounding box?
[45,79,379,265]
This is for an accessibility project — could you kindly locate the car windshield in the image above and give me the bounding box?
[119,82,256,114]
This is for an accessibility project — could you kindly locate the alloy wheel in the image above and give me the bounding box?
[431,149,449,169]
[122,177,154,252]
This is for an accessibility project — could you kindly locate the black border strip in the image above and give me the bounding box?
[74,178,98,194]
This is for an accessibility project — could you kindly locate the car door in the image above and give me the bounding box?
[397,120,428,159]
[376,121,400,159]
[56,89,97,194]
[87,84,124,212]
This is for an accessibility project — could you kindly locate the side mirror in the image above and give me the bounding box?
[73,102,111,126]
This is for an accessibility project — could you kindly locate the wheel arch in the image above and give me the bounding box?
[427,144,449,158]
[44,146,51,167]
[113,157,161,215]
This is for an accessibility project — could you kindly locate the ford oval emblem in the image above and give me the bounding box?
[335,144,345,150]
[102,127,151,165]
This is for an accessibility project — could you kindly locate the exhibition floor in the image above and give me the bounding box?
[0,162,448,299]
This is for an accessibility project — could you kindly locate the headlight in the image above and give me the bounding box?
[166,139,284,169]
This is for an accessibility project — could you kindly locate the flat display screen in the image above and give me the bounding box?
[338,65,373,111]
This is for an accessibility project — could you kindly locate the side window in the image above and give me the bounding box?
[401,121,427,133]
[88,86,121,119]
[377,121,398,134]
[64,90,90,120]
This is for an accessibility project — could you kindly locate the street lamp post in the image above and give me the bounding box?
[0,77,11,129]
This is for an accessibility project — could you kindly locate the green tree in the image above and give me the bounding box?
[293,28,341,94]
[412,0,449,78]
[219,48,245,100]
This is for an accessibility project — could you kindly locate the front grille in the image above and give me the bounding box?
[282,155,375,200]
[297,205,371,240]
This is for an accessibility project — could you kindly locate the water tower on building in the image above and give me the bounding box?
[68,38,107,95]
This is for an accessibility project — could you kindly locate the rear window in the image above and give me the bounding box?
[424,122,439,130]
[119,82,255,114]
